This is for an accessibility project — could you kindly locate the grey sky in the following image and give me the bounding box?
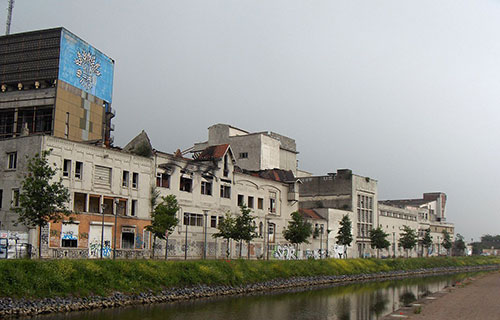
[2,0,499,241]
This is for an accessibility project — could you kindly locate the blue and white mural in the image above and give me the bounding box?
[58,29,114,103]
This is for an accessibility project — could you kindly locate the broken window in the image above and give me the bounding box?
[248,196,254,208]
[0,109,14,139]
[220,185,231,198]
[132,172,139,188]
[7,152,17,169]
[258,198,264,210]
[63,159,71,177]
[73,193,87,212]
[121,227,135,249]
[131,200,137,216]
[75,161,83,179]
[237,194,244,206]
[201,181,212,195]
[180,176,192,192]
[211,215,217,228]
[103,198,113,215]
[89,195,100,213]
[122,171,129,187]
[117,199,127,216]
[12,189,19,207]
[156,172,170,188]
[269,192,276,213]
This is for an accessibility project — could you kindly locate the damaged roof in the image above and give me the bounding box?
[194,144,231,161]
[379,199,431,208]
[299,208,325,220]
[244,169,296,183]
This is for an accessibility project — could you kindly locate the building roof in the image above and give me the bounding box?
[379,198,431,208]
[244,169,296,183]
[299,208,324,220]
[194,144,231,161]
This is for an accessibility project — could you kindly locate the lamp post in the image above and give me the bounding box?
[203,210,208,259]
[392,232,396,258]
[319,225,324,259]
[112,198,120,260]
[184,212,189,260]
[100,201,106,259]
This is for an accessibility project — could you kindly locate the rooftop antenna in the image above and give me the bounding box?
[5,0,14,35]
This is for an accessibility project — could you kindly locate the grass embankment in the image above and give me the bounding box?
[1,256,498,298]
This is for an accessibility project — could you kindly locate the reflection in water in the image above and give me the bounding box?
[33,273,479,320]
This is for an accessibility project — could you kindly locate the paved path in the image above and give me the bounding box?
[407,271,500,320]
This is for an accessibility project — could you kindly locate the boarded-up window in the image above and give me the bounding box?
[94,165,112,187]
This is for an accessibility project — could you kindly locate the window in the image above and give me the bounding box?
[220,185,231,198]
[237,194,244,206]
[94,165,112,187]
[248,196,254,209]
[268,223,275,243]
[210,215,217,228]
[132,172,139,188]
[12,189,19,207]
[219,216,224,226]
[117,199,127,216]
[61,223,78,248]
[7,152,17,169]
[73,193,87,212]
[180,176,192,192]
[89,195,100,213]
[258,198,264,210]
[259,222,263,237]
[131,200,137,216]
[239,152,248,159]
[63,159,71,177]
[121,227,135,249]
[269,192,276,213]
[183,213,203,227]
[75,161,83,179]
[201,181,212,195]
[223,154,229,177]
[122,171,129,187]
[156,172,170,188]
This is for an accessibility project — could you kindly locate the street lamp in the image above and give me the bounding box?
[203,210,208,259]
[392,232,396,258]
[100,201,106,259]
[184,212,189,260]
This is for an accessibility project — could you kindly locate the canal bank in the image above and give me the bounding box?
[1,262,499,318]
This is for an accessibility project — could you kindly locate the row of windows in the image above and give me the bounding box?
[237,192,276,213]
[73,192,138,216]
[380,210,417,221]
[357,223,373,238]
[185,213,271,239]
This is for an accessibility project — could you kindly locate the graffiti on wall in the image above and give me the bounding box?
[89,240,111,258]
[304,249,328,260]
[272,244,298,260]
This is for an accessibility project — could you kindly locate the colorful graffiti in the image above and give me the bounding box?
[89,240,111,258]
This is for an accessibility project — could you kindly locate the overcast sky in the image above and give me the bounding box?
[2,0,499,241]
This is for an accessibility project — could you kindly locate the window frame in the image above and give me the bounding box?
[7,152,17,170]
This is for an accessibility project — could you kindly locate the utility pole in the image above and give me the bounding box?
[5,0,14,35]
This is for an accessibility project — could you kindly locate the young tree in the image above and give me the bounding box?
[399,226,418,258]
[233,205,257,258]
[453,233,466,256]
[336,214,353,258]
[15,150,71,258]
[369,226,390,258]
[213,212,236,258]
[441,230,452,256]
[421,228,433,257]
[146,195,179,259]
[283,211,313,254]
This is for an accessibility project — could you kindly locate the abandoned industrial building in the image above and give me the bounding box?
[0,27,454,259]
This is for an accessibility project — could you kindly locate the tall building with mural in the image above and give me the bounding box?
[0,27,115,145]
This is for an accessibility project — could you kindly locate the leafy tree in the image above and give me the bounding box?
[213,212,237,258]
[441,230,452,256]
[421,228,433,257]
[399,226,417,258]
[15,150,71,258]
[369,226,390,258]
[146,195,179,259]
[283,211,313,253]
[336,214,353,258]
[453,233,466,256]
[233,205,257,258]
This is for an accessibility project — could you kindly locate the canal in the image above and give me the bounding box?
[32,272,477,320]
